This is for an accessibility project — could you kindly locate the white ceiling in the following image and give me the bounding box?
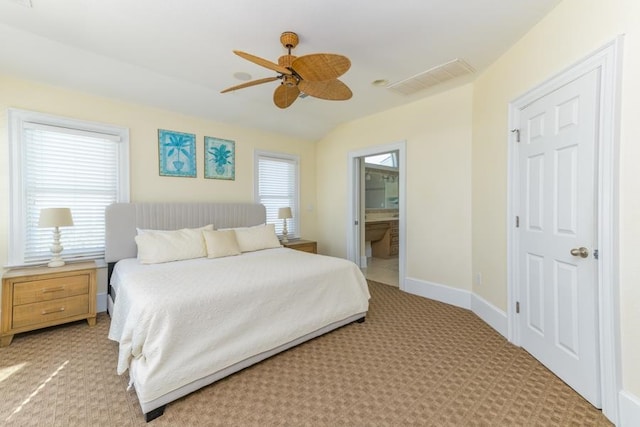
[0,0,561,140]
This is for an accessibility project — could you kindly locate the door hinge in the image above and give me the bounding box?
[355,220,359,226]
[516,216,520,228]
[516,301,520,314]
[594,249,599,260]
[511,128,521,142]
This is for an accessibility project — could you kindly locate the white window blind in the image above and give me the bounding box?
[255,152,299,237]
[9,109,129,266]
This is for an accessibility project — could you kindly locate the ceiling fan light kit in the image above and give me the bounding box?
[221,31,352,109]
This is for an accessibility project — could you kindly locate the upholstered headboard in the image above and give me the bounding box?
[105,202,266,263]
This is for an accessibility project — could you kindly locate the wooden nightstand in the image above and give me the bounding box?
[282,239,317,254]
[1,261,97,347]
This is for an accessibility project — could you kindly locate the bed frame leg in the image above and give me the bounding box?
[356,317,365,323]
[144,405,166,422]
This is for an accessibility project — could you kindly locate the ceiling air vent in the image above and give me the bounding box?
[387,59,475,95]
[8,0,33,7]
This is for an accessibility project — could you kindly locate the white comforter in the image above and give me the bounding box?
[108,247,370,404]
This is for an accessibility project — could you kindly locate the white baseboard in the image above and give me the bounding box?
[96,292,107,313]
[471,293,508,338]
[404,277,471,310]
[404,277,507,339]
[619,390,640,426]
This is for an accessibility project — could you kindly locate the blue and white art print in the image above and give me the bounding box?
[158,129,196,177]
[204,136,235,180]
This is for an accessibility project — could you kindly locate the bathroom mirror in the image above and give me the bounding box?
[365,168,399,209]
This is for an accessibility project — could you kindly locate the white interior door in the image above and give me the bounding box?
[517,68,601,407]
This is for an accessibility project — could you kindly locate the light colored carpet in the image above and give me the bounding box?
[0,281,611,426]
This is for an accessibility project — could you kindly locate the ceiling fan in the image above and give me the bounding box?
[221,31,352,109]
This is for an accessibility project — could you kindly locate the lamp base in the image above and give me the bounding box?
[282,218,289,244]
[47,227,65,268]
[47,259,65,268]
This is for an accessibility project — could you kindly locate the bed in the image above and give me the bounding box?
[104,202,370,421]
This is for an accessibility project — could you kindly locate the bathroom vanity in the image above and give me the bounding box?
[365,217,399,258]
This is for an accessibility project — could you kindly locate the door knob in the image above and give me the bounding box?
[570,247,589,258]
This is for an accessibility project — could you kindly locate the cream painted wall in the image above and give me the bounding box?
[472,0,640,397]
[316,84,473,292]
[0,74,317,294]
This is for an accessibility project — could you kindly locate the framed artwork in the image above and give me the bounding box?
[158,129,196,177]
[204,136,235,180]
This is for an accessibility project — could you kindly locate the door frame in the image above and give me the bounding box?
[347,141,407,290]
[507,37,623,423]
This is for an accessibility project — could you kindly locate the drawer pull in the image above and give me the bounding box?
[42,286,65,293]
[41,307,65,315]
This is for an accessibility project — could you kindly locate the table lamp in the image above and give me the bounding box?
[38,207,74,267]
[278,207,292,244]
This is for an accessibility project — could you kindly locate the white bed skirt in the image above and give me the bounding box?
[135,312,365,414]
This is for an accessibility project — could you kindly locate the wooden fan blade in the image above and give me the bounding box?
[292,54,351,81]
[298,79,352,101]
[273,84,300,109]
[234,50,292,75]
[220,77,279,93]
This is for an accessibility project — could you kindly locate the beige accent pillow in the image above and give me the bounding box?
[233,224,281,252]
[203,229,241,259]
[135,227,208,264]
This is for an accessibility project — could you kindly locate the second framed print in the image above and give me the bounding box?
[205,136,235,180]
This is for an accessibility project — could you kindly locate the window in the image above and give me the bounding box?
[255,151,299,237]
[365,151,398,168]
[8,109,130,266]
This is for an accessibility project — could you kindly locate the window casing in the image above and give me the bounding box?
[8,109,130,266]
[254,151,299,238]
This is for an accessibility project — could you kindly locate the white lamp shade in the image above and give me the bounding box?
[38,208,74,228]
[278,207,292,219]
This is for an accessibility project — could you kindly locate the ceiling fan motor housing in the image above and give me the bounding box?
[278,54,296,68]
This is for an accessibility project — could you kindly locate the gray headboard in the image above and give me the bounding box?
[105,202,266,263]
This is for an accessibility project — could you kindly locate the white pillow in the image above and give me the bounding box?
[203,229,241,259]
[136,224,213,235]
[135,227,208,264]
[233,224,281,252]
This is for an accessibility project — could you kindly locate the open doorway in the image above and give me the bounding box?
[361,152,399,286]
[347,141,406,290]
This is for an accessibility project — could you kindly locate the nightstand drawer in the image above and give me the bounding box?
[13,275,89,306]
[13,294,89,329]
[291,243,316,253]
[283,239,317,254]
